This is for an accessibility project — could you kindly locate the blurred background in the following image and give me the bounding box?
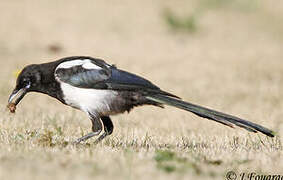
[0,0,282,179]
[1,0,283,126]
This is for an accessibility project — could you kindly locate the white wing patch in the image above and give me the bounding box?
[57,59,102,70]
[82,61,102,70]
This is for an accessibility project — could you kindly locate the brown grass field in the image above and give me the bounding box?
[0,0,282,179]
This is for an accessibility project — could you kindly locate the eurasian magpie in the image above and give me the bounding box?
[8,56,275,144]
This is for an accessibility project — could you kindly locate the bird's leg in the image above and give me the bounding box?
[93,116,114,144]
[74,113,102,144]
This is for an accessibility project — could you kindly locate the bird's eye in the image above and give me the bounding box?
[22,78,31,88]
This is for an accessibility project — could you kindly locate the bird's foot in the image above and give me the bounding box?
[73,131,100,145]
[93,132,108,145]
[73,131,110,145]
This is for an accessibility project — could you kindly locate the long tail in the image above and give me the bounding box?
[146,94,275,137]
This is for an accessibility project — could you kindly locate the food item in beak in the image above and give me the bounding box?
[7,103,16,113]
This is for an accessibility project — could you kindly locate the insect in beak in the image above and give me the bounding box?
[8,83,30,106]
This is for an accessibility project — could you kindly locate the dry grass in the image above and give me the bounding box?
[0,0,282,179]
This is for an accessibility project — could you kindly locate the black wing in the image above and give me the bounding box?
[54,57,178,97]
[55,58,111,88]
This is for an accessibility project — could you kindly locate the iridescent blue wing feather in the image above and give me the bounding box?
[54,57,177,98]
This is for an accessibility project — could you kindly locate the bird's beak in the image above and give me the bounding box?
[8,87,27,105]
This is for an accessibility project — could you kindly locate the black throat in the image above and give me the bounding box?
[30,59,67,104]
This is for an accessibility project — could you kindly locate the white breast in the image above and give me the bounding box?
[60,82,118,116]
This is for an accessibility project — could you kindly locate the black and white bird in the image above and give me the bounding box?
[8,56,275,144]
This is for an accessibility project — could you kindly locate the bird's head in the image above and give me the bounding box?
[8,64,41,106]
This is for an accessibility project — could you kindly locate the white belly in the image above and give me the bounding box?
[60,82,118,115]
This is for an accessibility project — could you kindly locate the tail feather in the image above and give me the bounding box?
[146,94,275,137]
